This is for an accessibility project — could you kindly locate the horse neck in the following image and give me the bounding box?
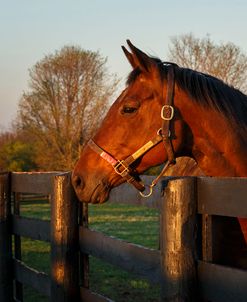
[177,93,247,177]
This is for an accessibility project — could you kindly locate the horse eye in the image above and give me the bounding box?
[122,106,138,114]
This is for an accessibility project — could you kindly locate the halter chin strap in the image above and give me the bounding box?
[88,64,176,196]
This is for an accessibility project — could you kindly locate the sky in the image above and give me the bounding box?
[1,0,247,129]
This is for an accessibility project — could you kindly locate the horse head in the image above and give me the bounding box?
[72,40,190,203]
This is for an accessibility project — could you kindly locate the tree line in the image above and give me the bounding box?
[1,33,247,172]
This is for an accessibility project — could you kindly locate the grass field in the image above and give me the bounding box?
[19,199,161,302]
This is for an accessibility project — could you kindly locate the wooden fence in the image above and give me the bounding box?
[0,172,247,301]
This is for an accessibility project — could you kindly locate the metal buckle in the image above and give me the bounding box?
[161,105,174,121]
[157,128,171,138]
[113,160,130,176]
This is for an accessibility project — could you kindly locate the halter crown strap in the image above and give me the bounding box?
[161,64,176,164]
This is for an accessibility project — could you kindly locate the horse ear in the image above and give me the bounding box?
[125,39,156,73]
[121,46,136,68]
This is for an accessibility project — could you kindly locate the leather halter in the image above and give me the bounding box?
[88,64,176,197]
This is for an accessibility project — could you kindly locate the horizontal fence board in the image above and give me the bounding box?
[198,260,247,302]
[79,226,161,283]
[11,172,62,194]
[12,215,50,242]
[13,259,50,297]
[19,193,49,201]
[108,175,163,208]
[80,288,114,302]
[197,177,247,217]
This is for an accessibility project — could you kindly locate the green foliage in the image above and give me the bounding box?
[0,140,37,171]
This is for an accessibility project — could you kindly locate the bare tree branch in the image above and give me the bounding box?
[168,33,247,93]
[17,46,120,170]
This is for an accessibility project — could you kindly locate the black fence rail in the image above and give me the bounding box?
[0,172,247,301]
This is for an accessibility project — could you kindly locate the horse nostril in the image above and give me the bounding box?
[72,174,85,191]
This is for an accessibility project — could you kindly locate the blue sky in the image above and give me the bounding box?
[1,0,247,129]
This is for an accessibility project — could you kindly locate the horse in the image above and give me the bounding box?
[72,40,247,262]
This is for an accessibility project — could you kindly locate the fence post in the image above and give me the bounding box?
[160,177,198,302]
[79,203,90,289]
[50,172,79,301]
[13,192,23,301]
[0,172,13,301]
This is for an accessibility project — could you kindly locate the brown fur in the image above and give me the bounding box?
[72,41,247,266]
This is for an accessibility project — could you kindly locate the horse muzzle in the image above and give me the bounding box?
[72,172,111,204]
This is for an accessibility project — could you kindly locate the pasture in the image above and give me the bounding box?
[20,199,160,302]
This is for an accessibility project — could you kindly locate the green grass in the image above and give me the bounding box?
[18,200,161,301]
[89,203,160,248]
[88,203,160,301]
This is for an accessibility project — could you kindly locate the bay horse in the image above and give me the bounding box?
[72,40,247,248]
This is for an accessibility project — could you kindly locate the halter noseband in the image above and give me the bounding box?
[88,64,176,197]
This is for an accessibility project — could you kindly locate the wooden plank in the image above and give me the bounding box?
[11,172,61,194]
[80,287,114,302]
[160,177,198,301]
[19,193,49,201]
[215,216,247,268]
[13,259,50,297]
[198,177,247,217]
[12,215,50,242]
[202,214,213,262]
[108,175,162,208]
[163,156,204,177]
[50,172,79,301]
[198,260,247,302]
[79,226,161,284]
[0,172,13,302]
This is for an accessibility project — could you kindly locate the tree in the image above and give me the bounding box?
[0,130,37,171]
[17,46,119,170]
[168,33,247,93]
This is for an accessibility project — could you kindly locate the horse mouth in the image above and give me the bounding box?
[73,173,124,204]
[89,181,111,204]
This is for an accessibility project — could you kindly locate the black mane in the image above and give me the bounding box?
[127,59,247,132]
[174,66,247,128]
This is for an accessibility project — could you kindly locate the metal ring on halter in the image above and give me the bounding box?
[139,184,154,198]
[157,128,171,138]
[157,128,162,136]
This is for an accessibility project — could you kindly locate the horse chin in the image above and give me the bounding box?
[74,174,124,204]
[76,180,110,204]
[90,185,110,204]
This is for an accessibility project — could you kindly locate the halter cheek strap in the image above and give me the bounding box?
[88,64,177,196]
